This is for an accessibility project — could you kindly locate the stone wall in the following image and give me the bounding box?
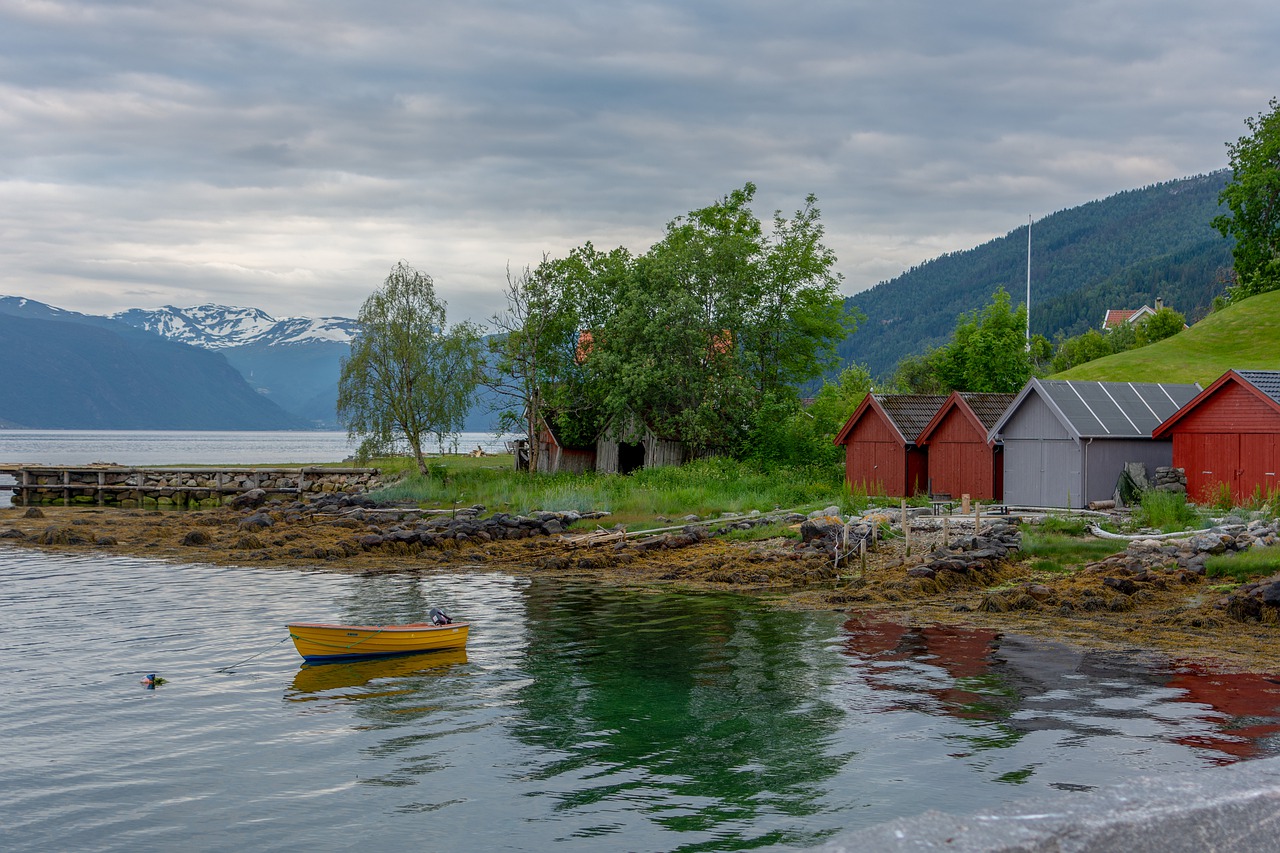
[8,466,379,509]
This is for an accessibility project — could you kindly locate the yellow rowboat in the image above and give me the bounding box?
[287,621,470,662]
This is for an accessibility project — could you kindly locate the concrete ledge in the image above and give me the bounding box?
[820,755,1280,852]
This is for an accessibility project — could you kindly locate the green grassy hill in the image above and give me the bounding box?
[1055,289,1280,385]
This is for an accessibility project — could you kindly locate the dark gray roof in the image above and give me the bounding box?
[958,393,1017,432]
[992,379,1202,440]
[1236,370,1280,406]
[877,394,948,443]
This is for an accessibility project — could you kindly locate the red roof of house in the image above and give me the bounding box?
[1103,308,1141,329]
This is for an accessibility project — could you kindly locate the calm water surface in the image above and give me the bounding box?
[4,550,1280,851]
[0,430,512,467]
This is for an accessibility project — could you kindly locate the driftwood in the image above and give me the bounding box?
[1087,524,1202,541]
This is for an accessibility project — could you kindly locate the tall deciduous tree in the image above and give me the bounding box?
[580,184,853,453]
[748,195,858,396]
[487,255,580,474]
[903,289,1046,393]
[338,262,483,476]
[1213,97,1280,300]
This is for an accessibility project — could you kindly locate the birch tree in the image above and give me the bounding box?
[337,262,483,476]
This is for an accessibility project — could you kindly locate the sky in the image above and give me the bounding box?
[1,1,1276,325]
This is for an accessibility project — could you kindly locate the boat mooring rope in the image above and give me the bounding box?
[215,636,292,673]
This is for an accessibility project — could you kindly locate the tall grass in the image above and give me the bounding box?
[1021,532,1127,573]
[1134,490,1204,533]
[369,455,862,524]
[1206,547,1280,583]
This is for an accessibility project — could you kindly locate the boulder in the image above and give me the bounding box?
[231,488,268,510]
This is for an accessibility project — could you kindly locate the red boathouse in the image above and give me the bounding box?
[915,391,1016,501]
[834,394,947,497]
[1152,370,1280,504]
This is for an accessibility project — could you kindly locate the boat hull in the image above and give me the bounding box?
[287,621,470,662]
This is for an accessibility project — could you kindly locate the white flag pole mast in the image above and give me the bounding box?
[1025,215,1032,350]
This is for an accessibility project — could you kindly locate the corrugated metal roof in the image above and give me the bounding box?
[1236,370,1280,406]
[877,394,948,443]
[958,393,1017,431]
[1035,380,1200,438]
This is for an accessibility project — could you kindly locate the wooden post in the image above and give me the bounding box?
[961,493,970,514]
[63,469,70,506]
[902,498,911,557]
[97,471,105,506]
[860,536,867,576]
[943,516,950,547]
[974,501,981,535]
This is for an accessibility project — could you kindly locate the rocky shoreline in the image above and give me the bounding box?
[3,494,1280,672]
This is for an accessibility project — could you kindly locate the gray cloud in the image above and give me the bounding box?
[0,0,1275,324]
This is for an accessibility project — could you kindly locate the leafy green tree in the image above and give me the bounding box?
[1213,97,1280,299]
[931,289,1036,393]
[578,184,852,454]
[1135,306,1186,345]
[746,195,859,396]
[1051,328,1113,372]
[338,262,483,476]
[487,255,581,473]
[808,363,874,437]
[892,349,948,394]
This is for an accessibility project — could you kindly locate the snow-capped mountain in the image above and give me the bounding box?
[112,304,357,349]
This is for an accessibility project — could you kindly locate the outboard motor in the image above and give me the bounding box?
[428,607,452,626]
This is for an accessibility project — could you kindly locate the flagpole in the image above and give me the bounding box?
[1025,215,1032,350]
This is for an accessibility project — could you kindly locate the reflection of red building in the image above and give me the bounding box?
[841,615,1001,719]
[1165,665,1280,763]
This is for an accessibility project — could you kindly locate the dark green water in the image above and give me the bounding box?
[4,550,1279,851]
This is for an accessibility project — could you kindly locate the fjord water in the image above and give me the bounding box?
[5,551,1280,852]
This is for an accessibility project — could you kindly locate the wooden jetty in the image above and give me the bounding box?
[0,464,379,508]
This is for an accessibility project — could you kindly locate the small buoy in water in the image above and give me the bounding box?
[140,674,166,688]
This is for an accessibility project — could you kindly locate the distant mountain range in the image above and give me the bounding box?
[0,298,307,430]
[0,298,497,431]
[0,170,1243,430]
[112,304,358,349]
[111,304,361,428]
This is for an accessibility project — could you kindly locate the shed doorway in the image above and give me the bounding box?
[618,441,645,475]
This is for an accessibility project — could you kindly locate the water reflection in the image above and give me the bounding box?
[286,649,469,701]
[1165,666,1280,762]
[839,613,1280,787]
[509,581,846,850]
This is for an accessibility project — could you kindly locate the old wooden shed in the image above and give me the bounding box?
[988,379,1200,508]
[595,412,689,475]
[916,391,1016,501]
[834,394,947,497]
[534,416,598,475]
[1151,370,1280,504]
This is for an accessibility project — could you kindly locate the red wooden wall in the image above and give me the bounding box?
[841,408,927,496]
[925,407,1002,500]
[1166,382,1280,503]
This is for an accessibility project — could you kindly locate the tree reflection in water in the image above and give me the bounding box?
[510,581,848,849]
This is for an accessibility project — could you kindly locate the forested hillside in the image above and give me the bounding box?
[839,172,1233,378]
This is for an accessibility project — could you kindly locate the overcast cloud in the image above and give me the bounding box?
[0,0,1275,324]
